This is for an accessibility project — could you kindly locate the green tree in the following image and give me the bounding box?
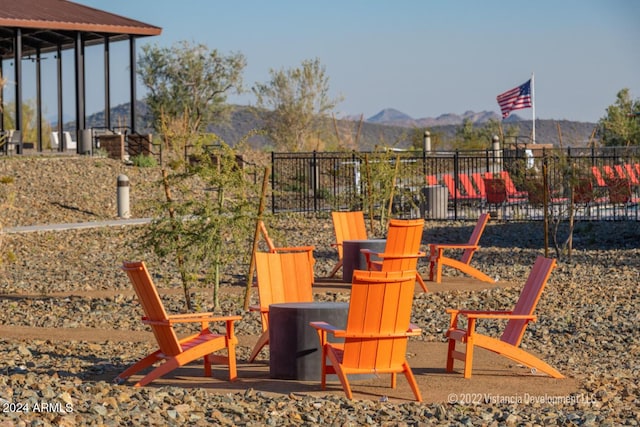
[409,128,445,151]
[453,118,504,150]
[141,124,258,311]
[252,58,342,151]
[138,41,246,134]
[598,88,640,146]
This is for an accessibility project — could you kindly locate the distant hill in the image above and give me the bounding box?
[79,103,598,150]
[366,108,504,128]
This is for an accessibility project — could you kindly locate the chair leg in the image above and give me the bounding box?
[326,348,352,399]
[328,259,343,278]
[402,362,423,402]
[115,351,161,383]
[445,338,457,373]
[227,343,238,381]
[135,358,180,387]
[248,330,269,363]
[463,339,475,379]
[416,273,429,292]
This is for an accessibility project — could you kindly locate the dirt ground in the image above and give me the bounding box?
[0,276,577,404]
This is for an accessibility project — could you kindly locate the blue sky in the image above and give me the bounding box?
[19,1,640,123]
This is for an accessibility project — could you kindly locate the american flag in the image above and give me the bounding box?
[496,79,532,119]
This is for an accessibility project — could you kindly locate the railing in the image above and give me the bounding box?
[270,146,640,221]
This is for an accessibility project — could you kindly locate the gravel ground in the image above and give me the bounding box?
[0,156,639,425]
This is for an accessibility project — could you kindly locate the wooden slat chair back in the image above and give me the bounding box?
[258,220,315,282]
[117,261,241,386]
[125,261,181,356]
[500,256,555,346]
[329,211,368,278]
[361,219,428,292]
[445,256,563,379]
[248,251,314,362]
[310,270,422,401]
[428,213,493,284]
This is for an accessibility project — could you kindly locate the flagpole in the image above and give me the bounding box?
[531,72,536,144]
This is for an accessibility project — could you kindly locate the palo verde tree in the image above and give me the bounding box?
[137,41,256,311]
[598,88,640,146]
[138,40,246,134]
[252,58,342,152]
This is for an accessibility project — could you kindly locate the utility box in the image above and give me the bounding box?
[421,185,448,219]
[79,129,92,155]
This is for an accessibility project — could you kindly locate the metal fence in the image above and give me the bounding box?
[270,146,640,221]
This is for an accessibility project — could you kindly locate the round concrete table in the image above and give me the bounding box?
[269,301,349,381]
[341,239,387,283]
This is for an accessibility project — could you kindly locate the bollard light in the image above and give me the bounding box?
[423,131,431,152]
[117,174,130,218]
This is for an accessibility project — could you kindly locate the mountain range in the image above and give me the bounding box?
[81,103,598,150]
[350,108,512,128]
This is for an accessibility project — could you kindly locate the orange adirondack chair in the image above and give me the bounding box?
[445,256,564,379]
[117,261,241,386]
[328,211,368,278]
[428,213,493,284]
[361,218,428,292]
[310,269,423,401]
[259,220,315,282]
[248,251,314,362]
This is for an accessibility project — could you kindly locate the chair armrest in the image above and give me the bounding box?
[359,248,378,256]
[429,243,478,250]
[376,251,426,260]
[144,314,242,326]
[407,323,422,336]
[446,309,534,321]
[248,304,267,313]
[273,245,315,253]
[340,330,422,339]
[309,321,341,335]
[467,313,536,321]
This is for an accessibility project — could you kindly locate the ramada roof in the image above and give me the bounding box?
[0,0,161,59]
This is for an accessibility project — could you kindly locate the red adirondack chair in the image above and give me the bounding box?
[445,256,564,379]
[428,213,493,283]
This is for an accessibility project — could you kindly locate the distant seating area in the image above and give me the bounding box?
[416,164,640,220]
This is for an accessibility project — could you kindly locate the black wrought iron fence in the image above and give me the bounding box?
[271,146,640,221]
